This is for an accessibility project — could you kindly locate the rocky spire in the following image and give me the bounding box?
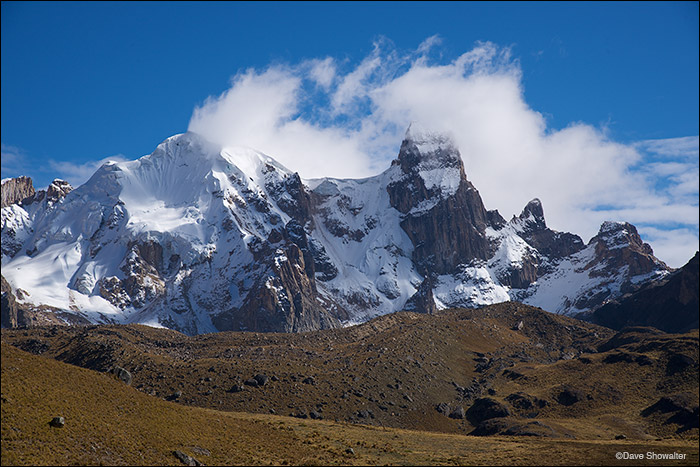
[387,124,491,275]
[518,198,546,227]
[512,198,585,260]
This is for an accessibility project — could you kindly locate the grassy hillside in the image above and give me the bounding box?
[2,342,698,466]
[4,303,698,439]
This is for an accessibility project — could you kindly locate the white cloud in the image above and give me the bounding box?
[635,136,699,158]
[638,226,699,270]
[307,57,336,90]
[187,38,699,268]
[1,143,26,178]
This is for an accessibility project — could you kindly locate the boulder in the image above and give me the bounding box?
[112,366,132,386]
[49,416,65,428]
[172,450,203,466]
[244,378,259,388]
[253,374,269,386]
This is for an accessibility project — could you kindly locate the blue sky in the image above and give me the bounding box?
[1,1,698,267]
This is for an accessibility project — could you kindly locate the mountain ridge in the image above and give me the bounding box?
[1,127,673,334]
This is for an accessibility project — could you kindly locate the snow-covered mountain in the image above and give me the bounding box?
[1,126,671,334]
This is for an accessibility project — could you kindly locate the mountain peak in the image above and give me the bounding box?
[510,198,547,233]
[403,122,458,156]
[518,198,546,226]
[593,221,651,252]
[395,123,463,179]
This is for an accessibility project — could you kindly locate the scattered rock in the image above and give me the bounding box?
[253,374,269,386]
[173,450,203,466]
[302,376,316,385]
[345,447,355,455]
[309,410,323,420]
[436,402,451,415]
[49,416,65,428]
[505,392,548,411]
[615,434,627,440]
[244,378,259,388]
[167,390,182,401]
[449,406,466,420]
[228,384,244,393]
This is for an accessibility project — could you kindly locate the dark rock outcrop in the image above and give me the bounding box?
[556,386,587,406]
[404,276,438,314]
[253,374,269,386]
[465,397,511,424]
[45,179,73,203]
[505,392,548,412]
[471,418,565,438]
[590,252,699,333]
[1,275,22,328]
[587,222,670,279]
[641,392,699,431]
[20,178,73,206]
[448,405,466,419]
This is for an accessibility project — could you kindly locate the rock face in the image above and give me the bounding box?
[1,275,21,328]
[1,176,35,208]
[0,127,675,334]
[588,252,699,333]
[514,199,585,261]
[387,125,492,275]
[588,221,667,279]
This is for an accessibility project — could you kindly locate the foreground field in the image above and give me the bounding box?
[2,342,697,466]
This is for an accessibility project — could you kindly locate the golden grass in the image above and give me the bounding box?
[2,342,698,466]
